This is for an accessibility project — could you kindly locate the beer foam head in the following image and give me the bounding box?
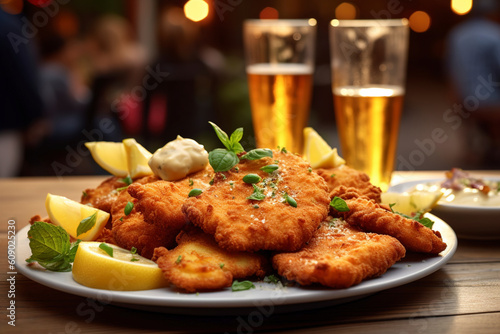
[247,63,313,75]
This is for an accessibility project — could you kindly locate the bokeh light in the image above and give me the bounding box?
[451,0,473,15]
[184,0,209,22]
[1,0,24,15]
[409,11,431,33]
[53,11,79,38]
[335,2,357,20]
[259,7,279,20]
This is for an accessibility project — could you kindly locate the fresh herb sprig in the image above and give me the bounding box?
[388,203,435,229]
[27,221,80,272]
[76,212,97,237]
[208,122,273,172]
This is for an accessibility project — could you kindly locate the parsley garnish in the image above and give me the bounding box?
[76,212,97,237]
[219,263,225,269]
[263,274,280,284]
[189,178,194,186]
[124,201,134,215]
[188,188,203,197]
[176,255,182,264]
[231,280,255,292]
[247,184,266,201]
[283,192,297,208]
[99,243,114,257]
[120,176,133,185]
[329,197,350,212]
[389,203,435,229]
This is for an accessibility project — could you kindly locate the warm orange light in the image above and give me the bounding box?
[335,2,357,20]
[259,7,279,20]
[451,0,473,15]
[1,0,23,15]
[184,0,209,22]
[54,11,79,38]
[409,11,431,33]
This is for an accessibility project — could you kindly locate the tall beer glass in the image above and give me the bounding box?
[329,19,409,191]
[244,19,317,154]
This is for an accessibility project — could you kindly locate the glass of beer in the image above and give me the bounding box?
[244,19,317,154]
[329,19,409,191]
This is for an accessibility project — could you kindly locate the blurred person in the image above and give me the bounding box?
[446,0,500,168]
[136,6,219,149]
[85,14,147,143]
[0,8,45,177]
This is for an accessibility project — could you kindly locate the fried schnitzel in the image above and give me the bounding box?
[330,188,447,254]
[273,218,406,288]
[128,168,213,227]
[153,225,268,292]
[182,150,330,252]
[110,176,176,258]
[316,165,382,203]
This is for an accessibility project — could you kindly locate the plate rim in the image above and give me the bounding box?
[15,217,457,311]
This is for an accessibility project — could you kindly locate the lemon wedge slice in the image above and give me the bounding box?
[381,191,443,216]
[303,127,345,169]
[45,193,109,241]
[123,138,153,178]
[85,141,128,177]
[72,242,168,291]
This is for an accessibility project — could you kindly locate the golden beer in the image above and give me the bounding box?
[333,86,404,191]
[247,64,313,154]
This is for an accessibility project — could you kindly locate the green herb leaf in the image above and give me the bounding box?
[124,201,134,215]
[82,191,88,198]
[280,147,288,153]
[76,212,97,236]
[260,164,279,173]
[188,188,203,197]
[283,192,297,208]
[208,148,239,172]
[99,243,114,257]
[243,173,262,184]
[418,217,434,229]
[240,149,273,161]
[26,221,72,272]
[229,128,245,153]
[188,178,194,186]
[209,121,232,150]
[130,258,139,262]
[330,197,350,212]
[219,263,225,269]
[247,184,266,201]
[231,280,256,292]
[120,176,133,185]
[131,247,137,255]
[68,240,81,263]
[176,255,182,264]
[263,274,280,284]
[115,186,129,192]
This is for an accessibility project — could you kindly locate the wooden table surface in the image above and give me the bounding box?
[1,171,499,334]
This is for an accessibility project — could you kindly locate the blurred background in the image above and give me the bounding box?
[1,0,499,177]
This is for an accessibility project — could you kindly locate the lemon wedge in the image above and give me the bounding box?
[303,127,345,169]
[72,242,168,291]
[85,141,128,177]
[381,191,443,216]
[123,138,153,178]
[45,193,109,241]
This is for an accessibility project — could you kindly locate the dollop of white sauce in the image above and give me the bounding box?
[148,136,208,181]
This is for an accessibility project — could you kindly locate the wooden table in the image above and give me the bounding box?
[1,172,499,333]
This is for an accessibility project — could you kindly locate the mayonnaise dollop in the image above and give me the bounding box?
[148,136,208,181]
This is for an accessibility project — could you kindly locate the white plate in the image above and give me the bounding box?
[390,179,500,240]
[15,218,457,315]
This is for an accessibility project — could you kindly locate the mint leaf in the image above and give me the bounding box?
[99,243,114,257]
[232,280,256,292]
[330,197,350,212]
[240,149,273,161]
[283,192,297,208]
[77,212,97,236]
[68,240,81,262]
[418,217,434,229]
[27,221,73,272]
[209,121,232,150]
[229,128,244,153]
[209,148,239,172]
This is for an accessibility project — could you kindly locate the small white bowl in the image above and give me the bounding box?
[389,179,500,240]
